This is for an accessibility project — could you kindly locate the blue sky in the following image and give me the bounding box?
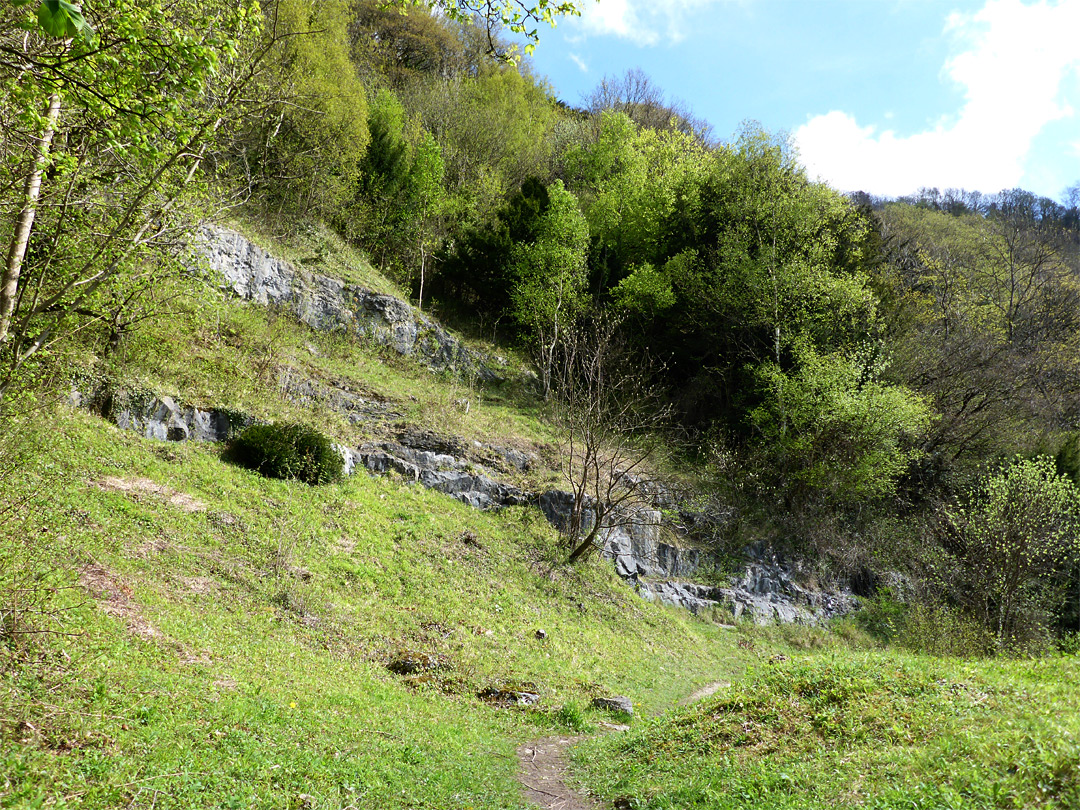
[521,0,1080,201]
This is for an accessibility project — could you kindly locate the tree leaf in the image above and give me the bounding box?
[37,1,70,38]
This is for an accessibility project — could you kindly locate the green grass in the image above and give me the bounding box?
[571,649,1080,809]
[0,408,745,808]
[97,267,556,480]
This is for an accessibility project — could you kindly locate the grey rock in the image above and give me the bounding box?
[592,696,634,716]
[195,225,498,381]
[478,686,540,707]
[277,369,402,425]
[354,441,529,510]
[635,557,859,625]
[103,390,238,443]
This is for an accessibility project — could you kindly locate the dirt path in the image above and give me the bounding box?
[517,736,598,810]
[516,681,729,809]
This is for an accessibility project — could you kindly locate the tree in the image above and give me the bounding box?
[941,456,1080,648]
[1,0,263,397]
[405,64,556,223]
[234,0,370,225]
[390,0,579,59]
[875,200,1080,469]
[564,110,710,290]
[350,88,446,296]
[548,315,668,564]
[747,341,930,507]
[585,68,712,143]
[509,179,589,398]
[434,175,549,322]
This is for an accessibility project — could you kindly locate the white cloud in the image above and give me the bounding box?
[569,52,589,72]
[794,0,1080,197]
[573,0,727,46]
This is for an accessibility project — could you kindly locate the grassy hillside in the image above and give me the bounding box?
[0,238,747,808]
[572,651,1080,809]
[3,226,1077,810]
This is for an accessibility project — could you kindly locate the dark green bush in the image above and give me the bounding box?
[227,423,343,485]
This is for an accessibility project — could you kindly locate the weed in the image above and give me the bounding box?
[555,701,592,732]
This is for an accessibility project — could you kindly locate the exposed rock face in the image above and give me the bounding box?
[71,386,244,443]
[345,439,531,511]
[276,368,402,425]
[637,561,858,625]
[196,225,497,381]
[537,491,701,579]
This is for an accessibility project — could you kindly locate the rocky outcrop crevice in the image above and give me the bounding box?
[276,368,403,425]
[637,562,858,625]
[344,439,531,511]
[196,225,499,381]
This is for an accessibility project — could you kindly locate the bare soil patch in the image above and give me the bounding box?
[517,680,732,808]
[679,680,730,706]
[517,736,598,810]
[92,476,207,513]
[79,563,160,639]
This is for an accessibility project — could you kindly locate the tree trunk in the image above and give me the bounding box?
[1,93,61,345]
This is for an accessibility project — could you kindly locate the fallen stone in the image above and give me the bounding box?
[479,684,540,707]
[387,649,451,676]
[591,696,634,717]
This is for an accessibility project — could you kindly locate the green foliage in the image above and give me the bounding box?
[509,180,590,395]
[390,0,578,57]
[240,0,369,223]
[748,343,930,505]
[857,592,997,657]
[611,263,676,317]
[26,0,96,43]
[574,653,1080,809]
[566,118,925,512]
[411,65,556,221]
[943,456,1080,649]
[1056,432,1080,486]
[349,88,446,282]
[1,0,262,394]
[876,202,1080,469]
[565,111,710,284]
[227,422,344,485]
[435,176,551,320]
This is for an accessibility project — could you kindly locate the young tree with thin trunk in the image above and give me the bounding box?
[0,0,264,397]
[549,315,669,564]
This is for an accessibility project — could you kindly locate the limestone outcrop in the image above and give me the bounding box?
[196,225,498,381]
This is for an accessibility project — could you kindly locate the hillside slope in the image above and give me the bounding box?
[1,223,751,808]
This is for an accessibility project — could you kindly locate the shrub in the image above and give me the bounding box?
[943,456,1080,650]
[893,602,997,658]
[227,423,343,485]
